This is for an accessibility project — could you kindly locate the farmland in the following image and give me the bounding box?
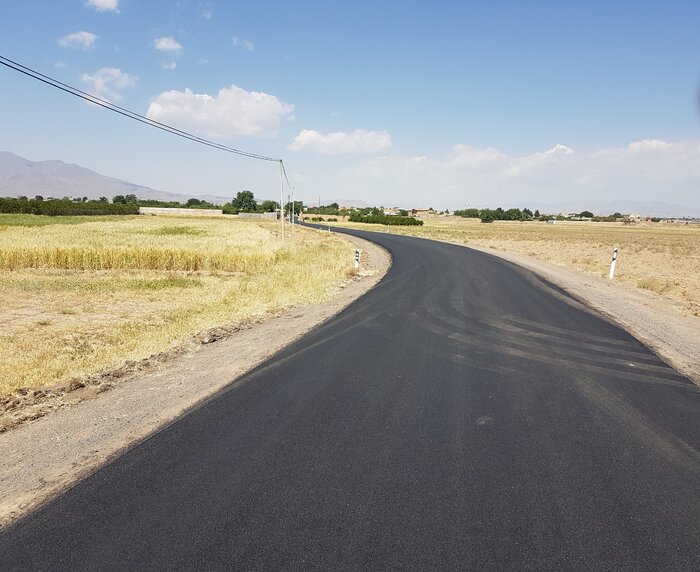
[330,216,700,317]
[0,214,357,395]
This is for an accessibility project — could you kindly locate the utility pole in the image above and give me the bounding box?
[291,187,295,234]
[279,160,284,241]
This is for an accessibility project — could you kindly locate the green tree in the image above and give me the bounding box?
[479,209,496,223]
[231,190,258,213]
[259,200,279,212]
[454,208,480,218]
[505,208,522,220]
[579,210,594,218]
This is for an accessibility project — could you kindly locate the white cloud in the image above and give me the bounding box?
[162,61,177,70]
[146,85,294,138]
[508,144,576,176]
[86,0,119,12]
[337,139,700,210]
[80,67,137,101]
[154,37,182,53]
[232,36,255,52]
[58,31,98,50]
[446,144,507,167]
[289,129,392,155]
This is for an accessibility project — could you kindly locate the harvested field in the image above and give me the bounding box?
[0,214,357,395]
[331,217,700,317]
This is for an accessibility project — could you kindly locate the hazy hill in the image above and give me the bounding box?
[0,152,229,205]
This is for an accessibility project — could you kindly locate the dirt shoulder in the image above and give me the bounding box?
[468,244,700,386]
[0,234,390,528]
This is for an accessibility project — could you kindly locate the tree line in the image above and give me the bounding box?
[0,196,139,216]
[348,212,424,226]
[0,191,286,217]
[452,207,622,223]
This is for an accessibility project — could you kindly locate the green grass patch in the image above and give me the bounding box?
[150,226,208,236]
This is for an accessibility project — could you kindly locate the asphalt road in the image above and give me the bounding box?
[2,228,699,570]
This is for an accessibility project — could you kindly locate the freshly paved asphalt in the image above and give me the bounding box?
[2,227,699,570]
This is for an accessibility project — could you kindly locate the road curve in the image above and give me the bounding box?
[1,228,699,570]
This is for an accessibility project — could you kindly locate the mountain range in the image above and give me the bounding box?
[0,151,230,205]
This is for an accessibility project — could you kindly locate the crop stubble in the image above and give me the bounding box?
[0,215,357,395]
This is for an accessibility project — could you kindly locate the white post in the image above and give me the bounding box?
[609,246,619,279]
[291,188,295,234]
[354,248,360,271]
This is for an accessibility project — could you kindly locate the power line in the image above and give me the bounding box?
[280,159,294,190]
[0,55,295,173]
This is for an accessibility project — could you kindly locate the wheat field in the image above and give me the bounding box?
[332,217,700,317]
[0,215,357,395]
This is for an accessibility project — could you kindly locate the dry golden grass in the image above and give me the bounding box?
[331,217,700,317]
[0,215,356,395]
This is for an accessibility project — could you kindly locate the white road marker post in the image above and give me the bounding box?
[609,246,619,279]
[355,248,360,271]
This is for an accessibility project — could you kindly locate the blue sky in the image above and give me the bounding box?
[1,0,699,210]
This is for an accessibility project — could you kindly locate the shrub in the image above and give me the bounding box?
[348,213,423,226]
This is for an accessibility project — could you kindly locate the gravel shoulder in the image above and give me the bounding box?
[0,234,390,528]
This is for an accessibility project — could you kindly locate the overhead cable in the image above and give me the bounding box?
[0,55,292,170]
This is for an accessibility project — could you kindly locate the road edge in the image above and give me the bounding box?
[0,234,391,528]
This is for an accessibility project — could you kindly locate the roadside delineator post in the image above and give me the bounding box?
[609,246,619,279]
[355,248,360,271]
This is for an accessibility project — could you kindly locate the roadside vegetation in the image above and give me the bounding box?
[330,216,700,317]
[0,214,357,395]
[348,212,423,226]
[0,196,139,216]
[0,190,286,217]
